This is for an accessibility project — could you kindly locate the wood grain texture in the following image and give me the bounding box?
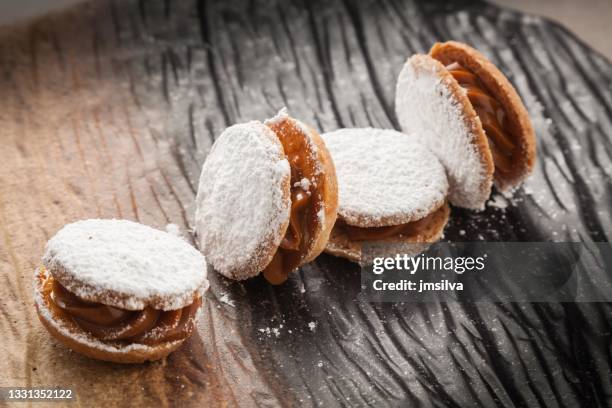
[0,0,610,407]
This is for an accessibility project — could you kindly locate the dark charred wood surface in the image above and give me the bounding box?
[0,0,611,407]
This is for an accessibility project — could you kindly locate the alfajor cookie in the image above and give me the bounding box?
[322,128,450,263]
[34,219,209,364]
[395,41,536,210]
[195,109,338,285]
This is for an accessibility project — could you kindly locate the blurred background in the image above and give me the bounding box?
[0,0,610,59]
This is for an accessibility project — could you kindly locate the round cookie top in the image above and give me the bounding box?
[395,54,494,210]
[195,121,291,280]
[430,41,536,192]
[322,128,448,227]
[43,219,208,311]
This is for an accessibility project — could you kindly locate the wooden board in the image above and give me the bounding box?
[0,0,611,406]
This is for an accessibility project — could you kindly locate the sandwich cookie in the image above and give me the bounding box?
[195,109,338,284]
[322,128,450,263]
[34,219,209,364]
[395,41,536,210]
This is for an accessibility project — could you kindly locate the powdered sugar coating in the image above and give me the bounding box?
[195,121,291,279]
[322,128,448,227]
[43,219,208,311]
[395,55,492,210]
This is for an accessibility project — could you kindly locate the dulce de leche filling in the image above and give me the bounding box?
[446,62,516,174]
[335,206,443,242]
[48,276,200,345]
[262,119,323,285]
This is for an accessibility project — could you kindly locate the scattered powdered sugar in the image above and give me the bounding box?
[43,219,209,311]
[258,323,284,338]
[322,128,448,227]
[294,177,311,192]
[395,56,492,210]
[487,194,509,209]
[257,320,319,338]
[195,121,291,279]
